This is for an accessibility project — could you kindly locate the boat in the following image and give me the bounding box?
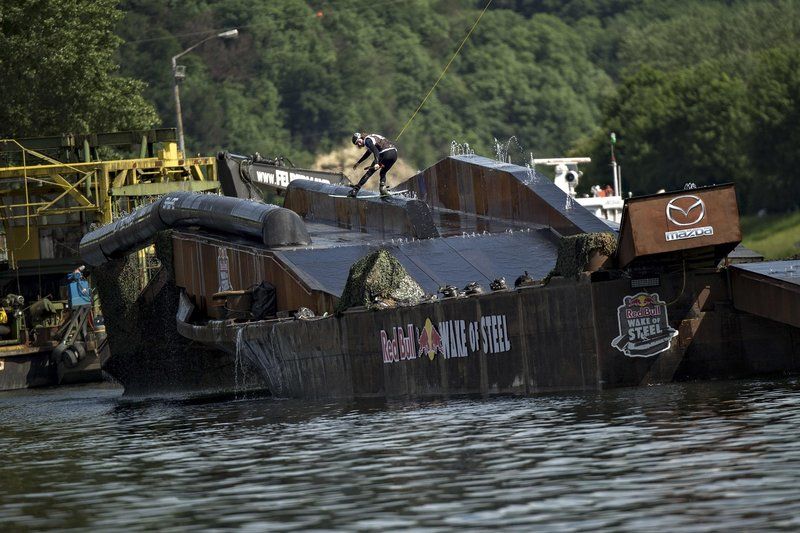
[80,154,800,398]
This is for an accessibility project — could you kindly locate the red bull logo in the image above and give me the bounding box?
[628,294,655,307]
[381,325,417,363]
[624,294,662,319]
[418,318,443,360]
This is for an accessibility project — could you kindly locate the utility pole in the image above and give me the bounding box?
[171,29,238,156]
[610,131,621,196]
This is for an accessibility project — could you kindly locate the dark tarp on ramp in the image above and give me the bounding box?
[278,228,559,296]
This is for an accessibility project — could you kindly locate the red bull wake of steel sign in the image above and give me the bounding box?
[612,292,678,357]
[380,315,511,364]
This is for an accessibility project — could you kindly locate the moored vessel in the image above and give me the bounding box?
[81,154,800,398]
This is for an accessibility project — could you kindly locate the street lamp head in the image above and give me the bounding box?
[217,29,238,39]
[173,64,186,81]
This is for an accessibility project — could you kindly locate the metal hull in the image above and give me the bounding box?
[87,157,800,399]
[173,271,800,400]
[0,344,107,392]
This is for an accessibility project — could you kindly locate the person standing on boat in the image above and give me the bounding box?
[349,132,397,197]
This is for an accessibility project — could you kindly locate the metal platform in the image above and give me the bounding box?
[730,260,800,328]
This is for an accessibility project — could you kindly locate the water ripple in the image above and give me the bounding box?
[1,379,800,530]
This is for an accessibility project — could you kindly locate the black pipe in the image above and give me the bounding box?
[79,192,310,266]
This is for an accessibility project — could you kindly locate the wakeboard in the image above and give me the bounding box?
[328,190,408,199]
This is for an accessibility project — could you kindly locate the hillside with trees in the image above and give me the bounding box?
[2,0,798,214]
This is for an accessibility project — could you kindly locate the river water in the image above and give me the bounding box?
[2,378,800,531]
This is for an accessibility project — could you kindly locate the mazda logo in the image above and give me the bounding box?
[666,195,705,226]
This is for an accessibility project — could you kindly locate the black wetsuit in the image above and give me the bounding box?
[354,134,397,189]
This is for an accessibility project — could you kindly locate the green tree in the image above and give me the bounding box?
[578,64,750,197]
[574,1,800,213]
[744,44,800,213]
[116,1,613,168]
[0,0,157,137]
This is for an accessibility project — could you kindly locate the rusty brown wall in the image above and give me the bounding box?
[403,158,585,236]
[617,184,741,267]
[592,269,800,388]
[172,232,334,315]
[730,268,800,329]
[236,282,601,399]
[167,261,799,399]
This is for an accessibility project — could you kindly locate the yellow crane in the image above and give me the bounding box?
[0,128,217,269]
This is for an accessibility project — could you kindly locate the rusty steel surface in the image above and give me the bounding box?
[172,226,558,315]
[400,156,610,236]
[101,152,800,400]
[172,155,613,317]
[730,260,800,329]
[283,180,439,239]
[173,266,800,400]
[172,232,333,315]
[617,184,741,267]
[218,285,601,399]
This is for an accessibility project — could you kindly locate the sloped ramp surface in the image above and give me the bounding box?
[278,228,558,296]
[399,155,611,236]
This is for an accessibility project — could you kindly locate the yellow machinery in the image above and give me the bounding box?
[0,128,219,388]
[0,128,218,294]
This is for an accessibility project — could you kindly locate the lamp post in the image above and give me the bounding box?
[172,29,238,156]
[610,131,621,196]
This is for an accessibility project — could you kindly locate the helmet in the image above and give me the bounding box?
[351,132,362,145]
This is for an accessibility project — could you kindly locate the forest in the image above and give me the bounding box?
[1,0,798,213]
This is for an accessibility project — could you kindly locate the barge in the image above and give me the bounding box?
[81,155,800,398]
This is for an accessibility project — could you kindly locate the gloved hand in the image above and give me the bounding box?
[371,163,381,171]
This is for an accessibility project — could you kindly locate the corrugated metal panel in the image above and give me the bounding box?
[172,232,330,314]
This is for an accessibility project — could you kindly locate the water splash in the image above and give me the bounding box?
[523,164,540,187]
[450,140,475,157]
[493,136,523,163]
[234,327,244,398]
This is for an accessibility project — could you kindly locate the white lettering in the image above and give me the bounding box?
[457,320,467,358]
[468,322,479,351]
[501,315,511,352]
[252,168,332,188]
[439,321,451,359]
[665,226,714,241]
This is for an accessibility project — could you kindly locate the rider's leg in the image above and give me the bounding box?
[348,167,377,196]
[378,152,397,196]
